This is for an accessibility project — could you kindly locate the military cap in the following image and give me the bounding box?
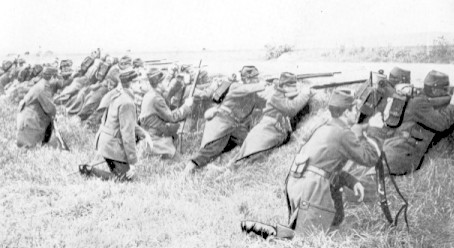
[33,64,43,75]
[119,56,132,66]
[17,58,26,65]
[424,70,449,88]
[147,68,165,85]
[389,67,411,84]
[240,66,259,79]
[119,70,138,84]
[328,89,355,108]
[133,58,143,68]
[43,66,58,76]
[180,64,191,72]
[2,60,13,72]
[278,72,297,87]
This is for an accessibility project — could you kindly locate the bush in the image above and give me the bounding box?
[264,44,294,60]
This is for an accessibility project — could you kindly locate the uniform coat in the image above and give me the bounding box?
[16,79,57,147]
[285,118,380,234]
[383,94,454,175]
[191,81,266,167]
[139,87,190,156]
[235,88,310,162]
[94,88,138,164]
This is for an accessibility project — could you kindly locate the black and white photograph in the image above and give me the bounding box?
[1,0,454,247]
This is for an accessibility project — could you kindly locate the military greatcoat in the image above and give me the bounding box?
[16,79,57,147]
[139,87,190,157]
[285,118,380,234]
[94,88,138,164]
[234,87,310,162]
[191,82,266,167]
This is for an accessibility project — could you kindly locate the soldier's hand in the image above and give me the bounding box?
[353,182,365,202]
[351,124,367,138]
[449,95,454,105]
[126,165,136,180]
[368,112,384,128]
[184,97,194,107]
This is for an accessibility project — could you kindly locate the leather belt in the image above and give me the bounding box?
[306,165,331,179]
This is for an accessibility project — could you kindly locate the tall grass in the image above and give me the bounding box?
[1,85,453,248]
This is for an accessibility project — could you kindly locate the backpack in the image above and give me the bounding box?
[80,56,94,74]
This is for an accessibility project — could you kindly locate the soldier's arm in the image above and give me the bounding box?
[336,171,359,190]
[37,91,57,117]
[416,101,454,132]
[154,96,190,123]
[226,82,266,98]
[165,78,184,101]
[192,80,218,100]
[119,102,138,164]
[269,90,311,117]
[339,129,380,167]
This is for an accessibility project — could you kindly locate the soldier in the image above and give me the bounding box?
[241,89,383,239]
[214,72,312,177]
[76,58,115,121]
[16,67,59,148]
[0,60,14,95]
[345,70,454,202]
[138,68,194,158]
[183,66,268,175]
[79,70,144,181]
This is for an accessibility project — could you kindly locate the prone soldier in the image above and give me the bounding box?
[344,70,454,202]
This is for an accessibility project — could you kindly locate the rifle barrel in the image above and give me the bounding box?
[310,79,367,90]
[297,72,341,80]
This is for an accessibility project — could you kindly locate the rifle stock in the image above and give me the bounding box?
[53,120,70,151]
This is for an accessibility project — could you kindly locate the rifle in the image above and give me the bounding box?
[53,119,70,151]
[145,61,175,66]
[297,71,341,80]
[144,59,166,64]
[310,79,367,90]
[179,59,202,153]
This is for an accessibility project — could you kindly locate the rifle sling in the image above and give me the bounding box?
[376,152,410,231]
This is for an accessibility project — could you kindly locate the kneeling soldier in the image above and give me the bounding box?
[242,89,383,239]
[138,68,194,158]
[79,70,143,182]
[16,66,59,148]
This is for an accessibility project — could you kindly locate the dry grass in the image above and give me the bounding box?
[1,87,454,248]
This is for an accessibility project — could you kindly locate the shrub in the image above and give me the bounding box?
[264,44,294,60]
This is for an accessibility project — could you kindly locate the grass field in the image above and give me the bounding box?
[1,63,454,247]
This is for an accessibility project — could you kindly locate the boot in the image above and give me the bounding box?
[240,221,277,240]
[78,164,92,177]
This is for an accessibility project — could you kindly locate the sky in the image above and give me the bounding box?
[2,0,454,54]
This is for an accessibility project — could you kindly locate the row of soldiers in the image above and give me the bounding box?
[3,51,454,239]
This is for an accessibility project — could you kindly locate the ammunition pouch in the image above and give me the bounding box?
[357,83,384,117]
[289,154,309,178]
[383,93,408,128]
[212,80,233,103]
